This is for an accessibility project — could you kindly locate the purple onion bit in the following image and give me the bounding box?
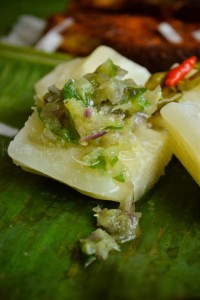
[127,212,138,225]
[84,108,92,118]
[81,131,107,142]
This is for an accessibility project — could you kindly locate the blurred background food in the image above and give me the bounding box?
[46,0,200,72]
[1,0,200,72]
[67,0,200,19]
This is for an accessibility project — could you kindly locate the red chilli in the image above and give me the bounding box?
[165,56,197,88]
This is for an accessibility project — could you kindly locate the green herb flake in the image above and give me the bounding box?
[95,58,127,78]
[113,169,127,182]
[64,80,80,100]
[89,154,107,171]
[110,155,118,167]
[51,126,76,143]
[104,124,124,130]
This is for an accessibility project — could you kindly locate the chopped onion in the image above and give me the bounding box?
[49,17,74,34]
[0,123,19,137]
[191,29,200,41]
[35,31,63,53]
[84,108,92,118]
[35,17,74,52]
[157,22,183,44]
[131,112,148,127]
[1,15,47,47]
[81,131,107,141]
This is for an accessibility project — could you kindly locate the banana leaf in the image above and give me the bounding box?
[0,0,69,36]
[0,43,200,300]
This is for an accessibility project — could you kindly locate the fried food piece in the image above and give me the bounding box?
[48,9,200,72]
[68,0,200,21]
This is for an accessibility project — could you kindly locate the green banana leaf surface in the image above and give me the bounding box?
[0,42,200,300]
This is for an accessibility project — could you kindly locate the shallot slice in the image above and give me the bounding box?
[81,131,107,141]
